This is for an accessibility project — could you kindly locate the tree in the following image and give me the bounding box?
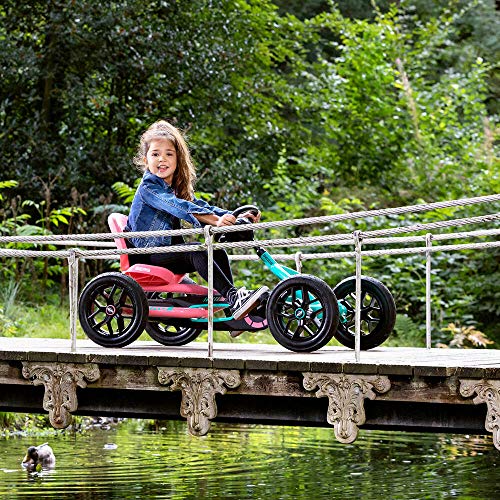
[0,0,320,209]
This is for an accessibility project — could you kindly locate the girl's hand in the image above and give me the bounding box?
[216,213,237,226]
[240,210,261,223]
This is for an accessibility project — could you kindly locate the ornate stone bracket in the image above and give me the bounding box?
[459,379,500,451]
[158,367,241,436]
[22,362,100,429]
[303,373,391,444]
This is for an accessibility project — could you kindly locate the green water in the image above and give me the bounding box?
[0,421,498,499]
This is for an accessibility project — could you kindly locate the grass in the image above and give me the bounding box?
[3,300,83,340]
[0,298,279,345]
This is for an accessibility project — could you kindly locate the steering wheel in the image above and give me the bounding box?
[215,205,259,243]
[232,204,260,219]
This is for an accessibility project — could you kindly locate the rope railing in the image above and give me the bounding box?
[2,213,498,259]
[0,194,499,360]
[6,227,500,255]
[1,193,499,244]
[229,228,500,261]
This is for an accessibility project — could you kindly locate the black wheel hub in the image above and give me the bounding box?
[294,307,306,320]
[105,304,117,316]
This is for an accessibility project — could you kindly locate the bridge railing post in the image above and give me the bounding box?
[68,249,79,352]
[294,252,303,273]
[204,226,214,359]
[353,231,363,362]
[425,233,433,349]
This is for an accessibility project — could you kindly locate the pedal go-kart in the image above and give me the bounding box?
[78,206,396,352]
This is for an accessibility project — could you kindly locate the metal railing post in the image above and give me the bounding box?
[68,249,79,352]
[204,226,214,358]
[425,233,433,349]
[353,231,363,362]
[294,251,303,273]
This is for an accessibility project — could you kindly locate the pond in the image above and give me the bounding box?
[0,421,498,499]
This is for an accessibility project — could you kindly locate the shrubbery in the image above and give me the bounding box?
[0,1,498,346]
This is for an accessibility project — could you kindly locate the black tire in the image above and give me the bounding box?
[144,290,202,345]
[78,272,148,348]
[145,322,202,346]
[333,276,396,350]
[266,275,339,352]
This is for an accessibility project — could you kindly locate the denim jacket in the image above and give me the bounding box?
[126,170,230,248]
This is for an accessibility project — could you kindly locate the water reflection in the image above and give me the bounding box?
[0,422,497,499]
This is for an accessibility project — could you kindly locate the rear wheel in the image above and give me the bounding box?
[266,275,339,352]
[144,291,203,346]
[145,322,202,346]
[333,276,396,350]
[78,272,148,347]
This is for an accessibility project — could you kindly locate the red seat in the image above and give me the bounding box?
[108,213,131,271]
[107,213,186,286]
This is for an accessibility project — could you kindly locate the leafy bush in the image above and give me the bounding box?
[438,322,494,348]
[0,1,498,346]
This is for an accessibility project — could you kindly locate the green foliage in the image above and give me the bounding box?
[0,413,55,434]
[0,310,18,336]
[112,180,141,204]
[0,278,19,317]
[21,199,86,229]
[0,278,20,336]
[0,1,498,345]
[1,1,497,208]
[298,2,497,203]
[0,180,18,201]
[0,180,29,234]
[0,178,89,295]
[438,322,494,348]
[0,0,317,208]
[387,314,425,347]
[0,298,86,339]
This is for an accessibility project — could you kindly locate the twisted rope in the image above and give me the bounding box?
[212,213,499,252]
[19,227,497,260]
[1,211,498,258]
[1,235,498,261]
[0,243,206,259]
[1,193,498,244]
[211,193,500,234]
[227,227,500,259]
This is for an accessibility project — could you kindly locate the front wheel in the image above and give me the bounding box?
[78,272,148,347]
[333,276,396,350]
[145,322,202,346]
[266,275,339,352]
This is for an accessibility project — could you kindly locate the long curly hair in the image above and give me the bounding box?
[133,120,196,201]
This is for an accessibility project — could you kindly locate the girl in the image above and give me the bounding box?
[125,120,268,320]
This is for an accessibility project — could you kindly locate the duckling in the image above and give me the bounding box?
[22,443,56,471]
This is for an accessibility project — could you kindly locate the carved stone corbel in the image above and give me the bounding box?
[158,367,241,436]
[459,379,500,451]
[303,373,391,444]
[22,362,100,429]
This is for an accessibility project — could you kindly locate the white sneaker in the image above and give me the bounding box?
[230,286,269,320]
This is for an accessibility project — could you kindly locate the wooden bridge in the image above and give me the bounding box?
[0,337,498,451]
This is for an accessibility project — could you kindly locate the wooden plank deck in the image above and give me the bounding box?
[0,337,498,378]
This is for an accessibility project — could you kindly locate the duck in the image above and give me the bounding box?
[22,443,56,471]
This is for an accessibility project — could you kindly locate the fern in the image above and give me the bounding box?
[388,314,425,347]
[0,180,18,202]
[112,180,140,203]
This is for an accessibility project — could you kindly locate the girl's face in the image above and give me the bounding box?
[145,138,177,185]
